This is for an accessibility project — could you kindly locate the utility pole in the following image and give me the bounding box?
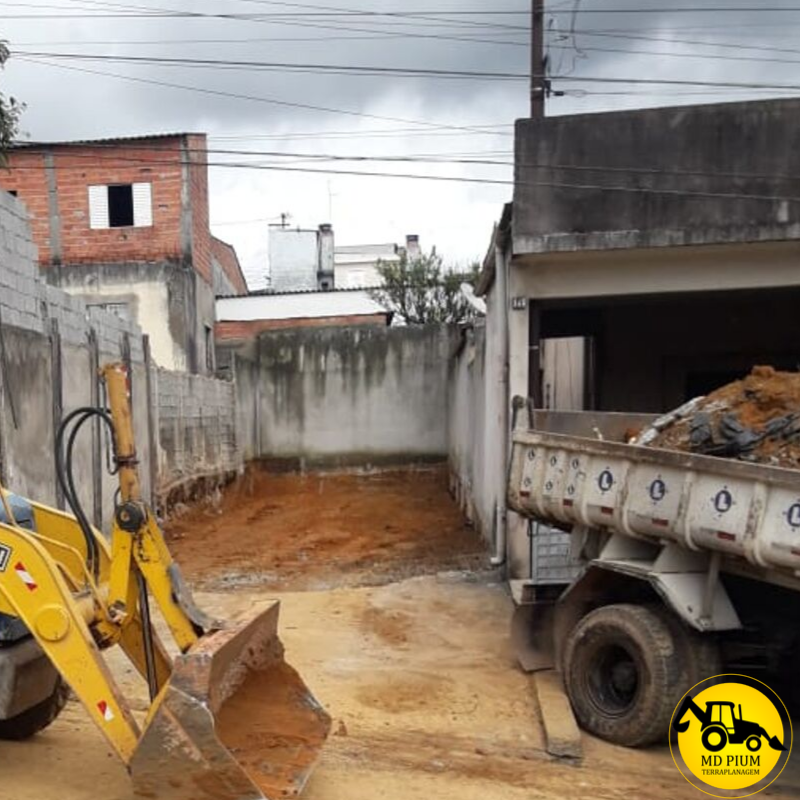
[530,0,545,119]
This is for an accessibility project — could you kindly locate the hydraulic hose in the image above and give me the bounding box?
[55,407,117,580]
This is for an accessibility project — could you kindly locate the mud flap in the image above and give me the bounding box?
[511,604,557,673]
[130,602,331,800]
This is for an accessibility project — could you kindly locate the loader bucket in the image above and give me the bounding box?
[130,602,331,800]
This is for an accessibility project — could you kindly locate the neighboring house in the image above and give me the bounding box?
[267,223,335,292]
[0,133,247,373]
[215,287,391,347]
[334,234,421,289]
[467,96,800,574]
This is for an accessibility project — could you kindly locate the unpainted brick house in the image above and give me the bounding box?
[0,133,247,373]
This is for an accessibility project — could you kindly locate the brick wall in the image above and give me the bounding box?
[215,314,390,342]
[211,235,248,296]
[0,138,190,267]
[0,150,52,263]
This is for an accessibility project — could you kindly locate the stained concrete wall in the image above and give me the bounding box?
[514,98,800,255]
[448,325,493,540]
[47,261,215,374]
[233,325,456,468]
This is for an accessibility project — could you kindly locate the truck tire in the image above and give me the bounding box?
[563,603,685,747]
[0,676,69,740]
[652,605,721,688]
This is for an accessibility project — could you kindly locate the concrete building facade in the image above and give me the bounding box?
[464,97,800,574]
[215,288,390,350]
[334,234,422,289]
[0,133,246,373]
[267,224,335,292]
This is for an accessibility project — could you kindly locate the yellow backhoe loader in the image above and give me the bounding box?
[0,363,330,799]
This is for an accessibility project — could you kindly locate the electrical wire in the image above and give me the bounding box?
[8,146,800,203]
[18,138,800,185]
[14,50,531,80]
[13,55,517,136]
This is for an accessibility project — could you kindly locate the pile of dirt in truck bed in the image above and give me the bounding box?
[165,466,486,590]
[637,366,800,469]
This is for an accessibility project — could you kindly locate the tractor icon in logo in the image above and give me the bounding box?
[673,696,787,753]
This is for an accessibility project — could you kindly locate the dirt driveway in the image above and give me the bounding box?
[1,468,799,800]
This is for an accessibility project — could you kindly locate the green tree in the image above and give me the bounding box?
[368,249,479,325]
[0,43,23,163]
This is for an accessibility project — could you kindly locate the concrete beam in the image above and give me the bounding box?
[534,670,582,760]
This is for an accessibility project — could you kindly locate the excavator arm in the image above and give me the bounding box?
[0,362,330,800]
[673,695,709,734]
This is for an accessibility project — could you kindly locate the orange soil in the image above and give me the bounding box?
[166,467,487,589]
[215,661,331,799]
[649,366,800,468]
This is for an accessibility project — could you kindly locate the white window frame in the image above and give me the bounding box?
[88,182,153,229]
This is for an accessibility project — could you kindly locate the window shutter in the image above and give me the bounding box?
[132,182,153,228]
[88,185,109,229]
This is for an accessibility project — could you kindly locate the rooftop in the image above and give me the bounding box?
[12,132,203,149]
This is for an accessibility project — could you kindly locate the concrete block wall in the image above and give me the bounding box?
[0,192,144,352]
[0,192,236,521]
[153,367,240,496]
[0,192,45,335]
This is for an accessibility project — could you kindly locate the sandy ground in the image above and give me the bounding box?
[1,469,799,800]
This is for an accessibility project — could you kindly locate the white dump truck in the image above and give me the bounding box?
[507,405,800,747]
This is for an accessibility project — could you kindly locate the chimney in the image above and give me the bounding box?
[317,223,335,290]
[406,234,421,259]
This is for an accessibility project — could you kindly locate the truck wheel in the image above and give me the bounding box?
[0,676,69,740]
[652,605,721,688]
[702,725,728,752]
[746,736,761,752]
[564,603,685,747]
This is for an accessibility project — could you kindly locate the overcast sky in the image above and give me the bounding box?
[2,0,799,287]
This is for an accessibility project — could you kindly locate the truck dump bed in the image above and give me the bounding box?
[508,429,800,583]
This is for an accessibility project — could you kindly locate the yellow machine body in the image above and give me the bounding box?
[0,364,330,799]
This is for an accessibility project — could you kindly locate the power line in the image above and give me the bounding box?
[14,50,531,80]
[23,41,800,73]
[20,139,800,184]
[549,73,800,93]
[208,127,514,141]
[23,49,800,100]
[14,55,515,137]
[575,27,800,58]
[9,145,800,202]
[11,5,800,17]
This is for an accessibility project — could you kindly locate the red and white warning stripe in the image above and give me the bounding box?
[97,700,115,723]
[14,562,37,592]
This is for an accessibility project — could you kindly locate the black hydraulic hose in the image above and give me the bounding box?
[136,570,159,702]
[55,407,117,580]
[56,409,98,576]
[66,413,100,578]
